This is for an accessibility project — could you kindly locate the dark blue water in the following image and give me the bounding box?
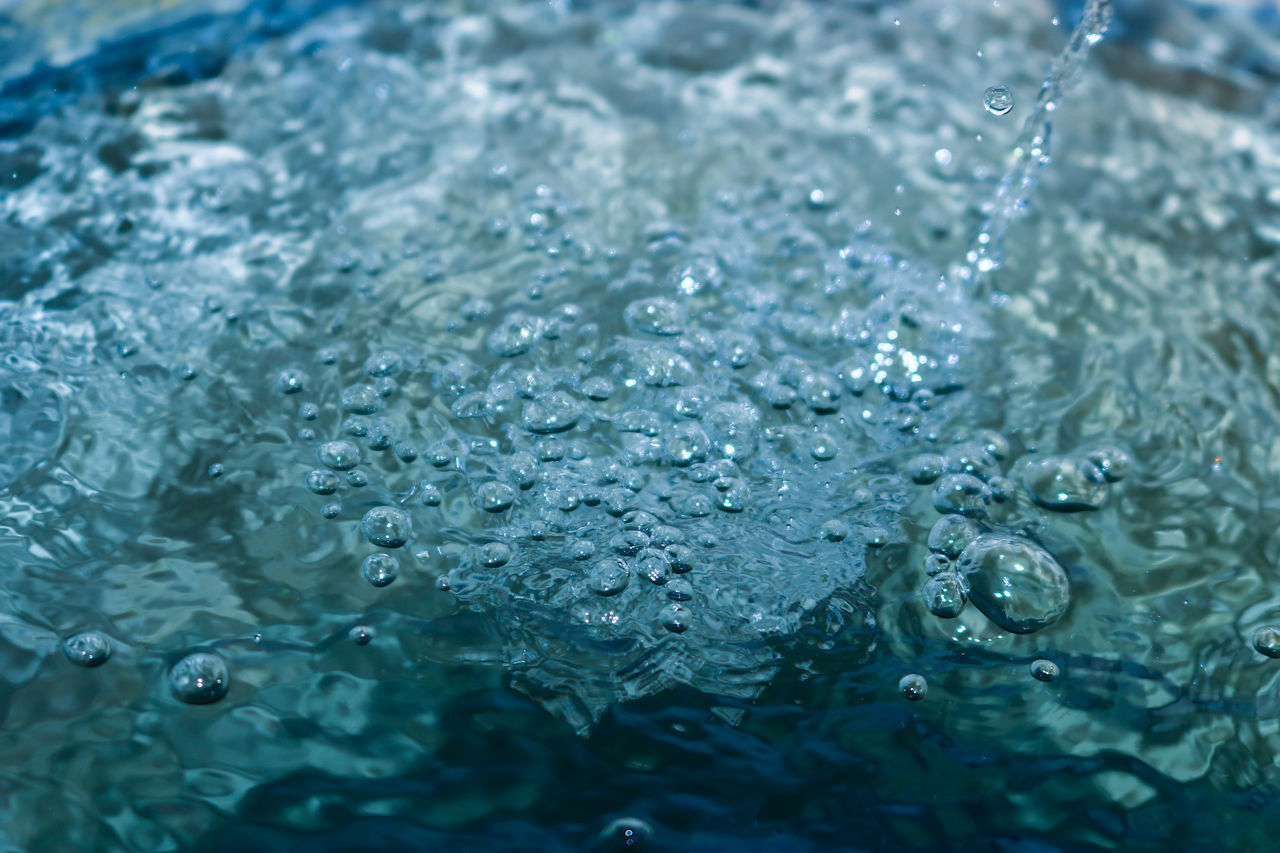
[2,1,1279,850]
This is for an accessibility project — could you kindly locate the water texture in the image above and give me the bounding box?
[1,0,1279,850]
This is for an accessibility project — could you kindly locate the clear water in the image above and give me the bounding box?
[1,0,1279,849]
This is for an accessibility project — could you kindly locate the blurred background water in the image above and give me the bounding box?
[1,0,1279,850]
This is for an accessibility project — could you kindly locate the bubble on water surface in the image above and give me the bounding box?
[61,632,111,668]
[1023,456,1108,512]
[361,553,399,587]
[317,440,361,470]
[168,652,230,705]
[476,482,516,513]
[983,85,1014,115]
[899,673,927,701]
[360,507,412,548]
[1253,626,1280,658]
[597,816,653,849]
[305,469,339,495]
[932,474,991,517]
[1085,446,1131,483]
[349,626,375,646]
[589,558,631,597]
[922,573,968,618]
[958,535,1069,634]
[1031,659,1061,682]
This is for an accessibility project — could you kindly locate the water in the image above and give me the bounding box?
[1,0,1279,849]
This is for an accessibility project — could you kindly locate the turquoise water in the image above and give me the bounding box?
[1,0,1280,849]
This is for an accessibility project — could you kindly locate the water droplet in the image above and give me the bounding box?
[318,440,361,470]
[1254,626,1280,658]
[1031,659,1060,681]
[1023,455,1107,512]
[928,515,979,558]
[958,535,1069,634]
[61,632,111,667]
[899,673,927,701]
[168,652,230,705]
[589,558,631,596]
[361,553,400,587]
[983,85,1014,115]
[361,507,412,548]
[922,572,968,618]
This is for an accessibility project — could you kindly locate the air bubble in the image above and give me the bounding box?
[476,482,516,513]
[1023,456,1107,512]
[983,85,1014,115]
[361,507,412,548]
[624,297,685,336]
[305,469,340,495]
[1085,446,1131,482]
[318,440,361,470]
[276,369,308,394]
[361,553,400,587]
[1254,626,1280,658]
[597,816,653,849]
[1031,659,1060,681]
[61,632,111,668]
[908,453,945,484]
[340,383,380,414]
[661,603,690,633]
[589,558,631,596]
[520,391,582,434]
[922,572,968,618]
[899,673,927,701]
[350,626,375,645]
[168,652,230,705]
[928,515,979,558]
[932,473,991,516]
[958,535,1069,634]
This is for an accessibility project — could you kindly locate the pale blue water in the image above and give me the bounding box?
[1,1,1279,850]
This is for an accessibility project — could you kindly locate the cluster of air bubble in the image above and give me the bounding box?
[907,436,1130,634]
[279,176,988,723]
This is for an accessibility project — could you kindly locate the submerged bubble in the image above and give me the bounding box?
[317,440,361,470]
[479,542,513,568]
[1031,659,1061,682]
[61,632,111,668]
[1253,626,1280,658]
[958,535,1069,634]
[361,506,412,548]
[340,383,380,414]
[899,673,927,701]
[168,652,230,705]
[1022,456,1107,512]
[922,572,968,618]
[983,85,1014,115]
[350,626,375,646]
[361,553,400,587]
[275,368,308,394]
